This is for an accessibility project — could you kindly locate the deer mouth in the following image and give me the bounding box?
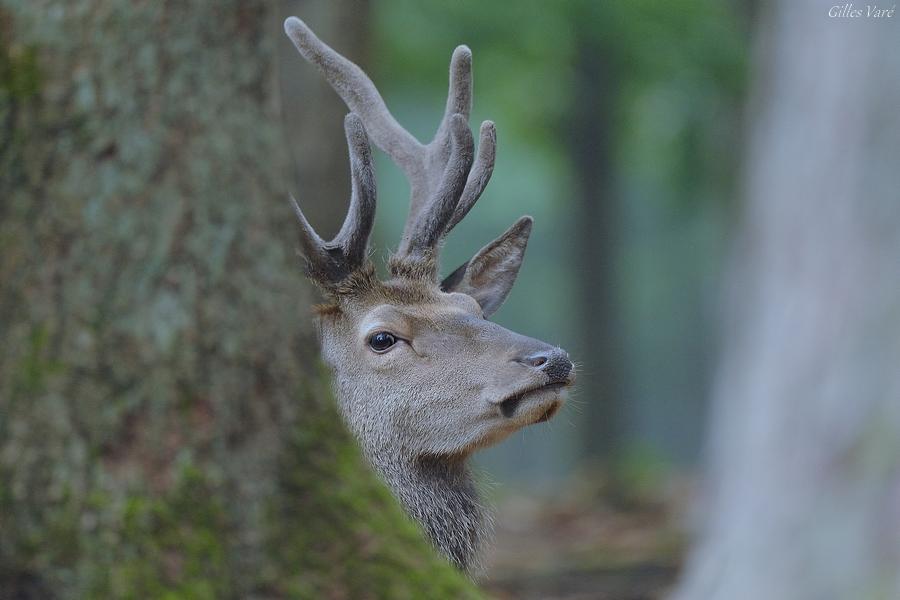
[498,382,566,422]
[535,401,561,423]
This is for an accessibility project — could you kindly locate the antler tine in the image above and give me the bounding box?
[284,17,424,178]
[432,46,473,154]
[288,192,341,283]
[399,114,474,258]
[288,192,328,265]
[334,113,377,268]
[444,120,496,234]
[288,113,376,286]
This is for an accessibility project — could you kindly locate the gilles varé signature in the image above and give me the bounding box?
[829,3,896,17]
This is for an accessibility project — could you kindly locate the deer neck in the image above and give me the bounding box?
[369,450,489,572]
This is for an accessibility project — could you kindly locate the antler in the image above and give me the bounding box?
[290,113,376,285]
[284,16,496,270]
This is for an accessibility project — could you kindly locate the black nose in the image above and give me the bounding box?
[521,348,573,384]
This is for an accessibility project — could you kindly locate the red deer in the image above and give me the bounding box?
[283,17,575,572]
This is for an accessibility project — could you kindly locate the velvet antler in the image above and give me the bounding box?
[289,113,376,285]
[284,17,497,274]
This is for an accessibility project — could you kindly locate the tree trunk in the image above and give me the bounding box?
[569,23,623,462]
[0,2,476,597]
[672,3,900,599]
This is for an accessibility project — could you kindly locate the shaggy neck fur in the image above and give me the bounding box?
[368,451,489,572]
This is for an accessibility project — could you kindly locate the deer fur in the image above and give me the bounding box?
[283,17,575,572]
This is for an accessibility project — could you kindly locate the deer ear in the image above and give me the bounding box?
[440,216,533,317]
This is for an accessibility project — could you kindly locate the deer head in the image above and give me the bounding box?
[283,17,575,571]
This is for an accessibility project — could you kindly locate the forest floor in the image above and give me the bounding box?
[481,474,689,599]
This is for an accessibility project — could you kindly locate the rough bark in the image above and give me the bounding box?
[0,2,477,598]
[672,3,900,599]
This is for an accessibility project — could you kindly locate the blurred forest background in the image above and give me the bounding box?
[335,1,748,595]
[2,0,899,598]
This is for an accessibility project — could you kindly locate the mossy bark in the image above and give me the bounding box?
[0,2,479,598]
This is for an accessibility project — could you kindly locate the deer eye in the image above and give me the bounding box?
[368,331,397,353]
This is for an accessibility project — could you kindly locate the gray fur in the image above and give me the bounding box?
[376,454,488,572]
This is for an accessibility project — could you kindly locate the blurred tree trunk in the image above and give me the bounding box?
[279,0,369,239]
[672,3,900,599]
[568,20,624,462]
[0,2,476,598]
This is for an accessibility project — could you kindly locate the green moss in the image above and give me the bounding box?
[83,465,228,600]
[13,323,63,397]
[0,7,41,100]
[0,22,41,100]
[4,377,479,599]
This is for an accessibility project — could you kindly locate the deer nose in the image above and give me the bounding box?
[520,349,573,384]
